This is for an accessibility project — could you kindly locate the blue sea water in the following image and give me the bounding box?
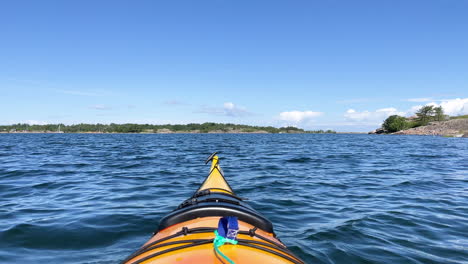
[0,134,467,264]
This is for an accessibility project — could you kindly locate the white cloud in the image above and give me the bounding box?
[406,97,434,102]
[223,102,249,117]
[198,102,251,117]
[278,110,323,123]
[434,98,468,116]
[344,108,405,124]
[344,98,468,125]
[406,98,468,116]
[222,103,248,117]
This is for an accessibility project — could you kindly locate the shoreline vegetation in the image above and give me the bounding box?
[0,123,336,134]
[369,105,468,137]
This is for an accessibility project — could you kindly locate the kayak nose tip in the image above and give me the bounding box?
[205,151,220,164]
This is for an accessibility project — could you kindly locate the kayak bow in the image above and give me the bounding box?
[123,153,304,264]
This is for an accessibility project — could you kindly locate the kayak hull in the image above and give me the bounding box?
[123,154,303,264]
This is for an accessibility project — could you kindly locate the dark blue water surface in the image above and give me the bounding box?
[0,134,467,264]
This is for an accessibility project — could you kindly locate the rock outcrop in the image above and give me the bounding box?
[392,119,468,137]
[368,128,386,134]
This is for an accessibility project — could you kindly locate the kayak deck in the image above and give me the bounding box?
[123,153,304,264]
[124,217,302,264]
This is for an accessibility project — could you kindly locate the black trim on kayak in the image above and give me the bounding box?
[192,189,245,200]
[158,205,273,233]
[177,197,240,209]
[137,227,289,260]
[123,227,216,263]
[193,188,248,201]
[123,226,305,264]
[157,192,274,233]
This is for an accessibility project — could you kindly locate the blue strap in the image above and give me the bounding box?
[214,216,239,264]
[217,216,239,240]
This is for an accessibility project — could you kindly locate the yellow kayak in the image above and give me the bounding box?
[123,152,304,264]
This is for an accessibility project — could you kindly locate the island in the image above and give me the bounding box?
[0,123,336,134]
[369,106,468,137]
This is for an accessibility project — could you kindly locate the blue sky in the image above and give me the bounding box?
[1,0,467,132]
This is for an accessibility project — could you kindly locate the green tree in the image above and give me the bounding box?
[415,105,435,125]
[383,115,408,133]
[433,106,445,121]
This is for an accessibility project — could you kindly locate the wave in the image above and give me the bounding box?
[0,215,156,250]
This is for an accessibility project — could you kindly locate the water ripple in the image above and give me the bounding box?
[0,134,467,263]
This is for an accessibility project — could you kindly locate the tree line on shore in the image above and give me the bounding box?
[0,122,336,134]
[382,105,449,133]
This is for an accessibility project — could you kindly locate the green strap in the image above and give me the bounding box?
[213,230,237,264]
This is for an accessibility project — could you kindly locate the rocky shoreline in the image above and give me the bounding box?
[369,119,468,137]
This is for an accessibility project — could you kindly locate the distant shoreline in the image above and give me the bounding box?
[0,122,337,134]
[0,131,346,134]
